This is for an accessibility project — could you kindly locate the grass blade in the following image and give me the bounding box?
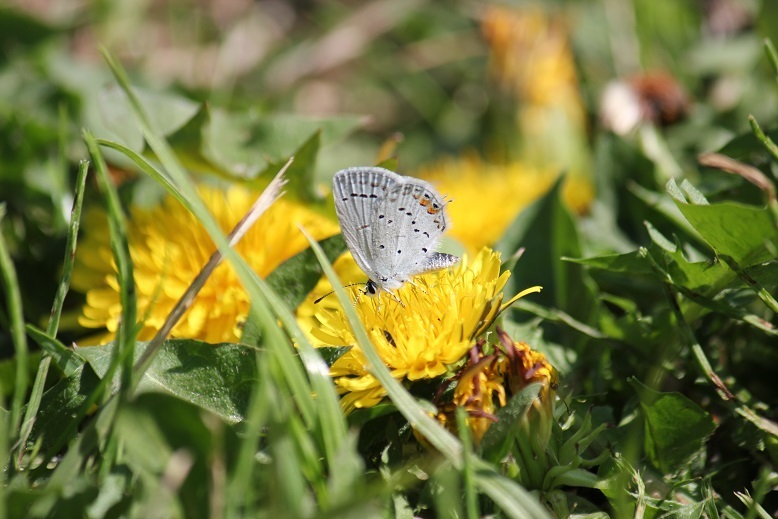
[0,207,28,449]
[300,227,461,459]
[84,130,138,399]
[17,159,89,468]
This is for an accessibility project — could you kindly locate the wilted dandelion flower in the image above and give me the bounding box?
[72,186,338,344]
[308,248,540,412]
[435,328,558,446]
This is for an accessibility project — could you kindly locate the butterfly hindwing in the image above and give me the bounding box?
[371,178,454,285]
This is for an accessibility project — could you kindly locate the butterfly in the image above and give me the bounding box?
[331,166,460,298]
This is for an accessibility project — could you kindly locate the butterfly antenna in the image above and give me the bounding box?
[313,291,334,304]
[314,283,366,304]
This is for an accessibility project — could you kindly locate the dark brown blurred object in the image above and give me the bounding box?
[628,71,690,127]
[600,71,689,134]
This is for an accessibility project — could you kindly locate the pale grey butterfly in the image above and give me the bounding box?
[331,166,460,299]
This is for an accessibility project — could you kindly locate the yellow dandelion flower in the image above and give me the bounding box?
[435,328,558,446]
[71,185,339,344]
[417,156,592,254]
[308,248,519,413]
[296,251,366,346]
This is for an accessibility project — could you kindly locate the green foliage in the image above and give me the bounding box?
[2,1,778,517]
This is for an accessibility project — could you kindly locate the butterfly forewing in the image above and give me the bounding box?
[332,167,401,279]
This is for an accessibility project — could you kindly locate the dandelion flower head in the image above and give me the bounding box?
[72,185,339,344]
[309,248,514,412]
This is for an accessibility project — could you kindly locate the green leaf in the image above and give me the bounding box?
[77,340,258,423]
[267,234,347,309]
[326,431,367,507]
[347,403,399,428]
[86,467,133,519]
[203,111,364,175]
[26,324,85,377]
[114,393,219,517]
[566,251,654,276]
[317,346,352,366]
[629,378,716,475]
[0,6,60,49]
[96,84,200,152]
[479,383,542,463]
[718,125,778,164]
[163,104,232,177]
[259,130,321,202]
[31,364,102,450]
[667,179,778,267]
[497,177,598,327]
[375,157,398,171]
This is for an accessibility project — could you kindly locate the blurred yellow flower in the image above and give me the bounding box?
[483,7,580,112]
[417,156,594,254]
[307,248,538,413]
[435,328,558,445]
[72,186,339,344]
[481,5,593,195]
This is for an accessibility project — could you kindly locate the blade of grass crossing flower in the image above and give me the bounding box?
[17,159,88,469]
[47,159,88,336]
[96,138,189,210]
[102,45,329,437]
[0,209,28,447]
[85,131,138,399]
[243,266,350,469]
[130,162,288,384]
[101,49,295,370]
[300,227,461,459]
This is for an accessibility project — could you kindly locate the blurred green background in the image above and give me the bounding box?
[2,2,778,515]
